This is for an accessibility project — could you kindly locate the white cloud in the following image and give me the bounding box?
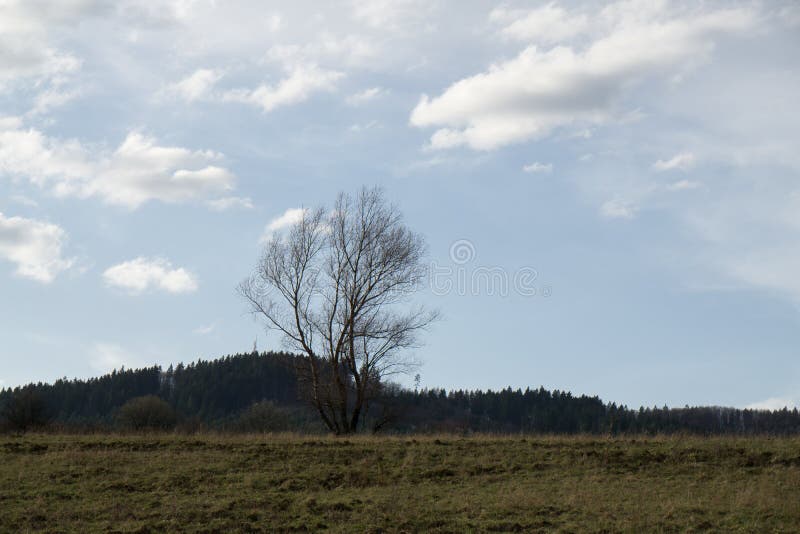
[89,342,141,374]
[261,207,307,242]
[351,0,434,31]
[349,120,380,132]
[103,257,198,295]
[117,1,203,26]
[490,3,589,44]
[0,2,88,87]
[0,116,22,130]
[10,195,39,207]
[346,86,386,106]
[193,323,216,335]
[600,198,638,220]
[0,1,113,117]
[313,34,379,67]
[0,119,92,190]
[566,128,593,140]
[0,212,73,283]
[163,68,222,102]
[665,179,700,191]
[0,121,237,209]
[206,196,254,211]
[522,161,553,174]
[92,134,235,208]
[265,33,379,69]
[654,152,696,171]
[29,85,82,115]
[746,396,798,411]
[411,4,756,150]
[223,64,343,112]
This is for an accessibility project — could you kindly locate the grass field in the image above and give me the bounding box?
[1,434,799,532]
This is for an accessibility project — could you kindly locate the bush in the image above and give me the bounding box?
[176,415,206,434]
[117,395,177,431]
[0,389,50,433]
[233,401,293,433]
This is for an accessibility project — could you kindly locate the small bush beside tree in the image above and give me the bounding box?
[117,395,177,431]
[233,401,293,433]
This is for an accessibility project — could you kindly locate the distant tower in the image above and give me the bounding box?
[252,338,258,355]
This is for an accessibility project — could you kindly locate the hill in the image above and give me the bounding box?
[2,351,799,434]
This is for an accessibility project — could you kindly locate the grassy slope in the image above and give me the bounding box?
[1,434,799,532]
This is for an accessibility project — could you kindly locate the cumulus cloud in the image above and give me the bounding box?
[206,196,254,211]
[265,33,379,69]
[223,64,343,112]
[411,3,756,150]
[665,179,700,192]
[103,257,198,295]
[0,1,115,117]
[600,198,638,220]
[0,212,73,282]
[0,1,89,87]
[0,120,237,209]
[0,116,22,130]
[351,0,435,31]
[522,161,553,173]
[204,32,375,112]
[29,84,82,115]
[93,134,235,208]
[346,87,386,106]
[261,207,307,242]
[654,152,696,171]
[490,3,589,44]
[163,68,222,102]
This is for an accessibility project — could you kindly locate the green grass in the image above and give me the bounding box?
[1,434,799,532]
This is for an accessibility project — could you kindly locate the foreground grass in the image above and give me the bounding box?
[1,434,799,532]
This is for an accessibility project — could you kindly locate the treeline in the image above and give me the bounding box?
[389,388,800,435]
[2,351,799,435]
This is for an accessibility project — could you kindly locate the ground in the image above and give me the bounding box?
[1,434,799,532]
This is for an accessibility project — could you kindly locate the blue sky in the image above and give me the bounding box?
[1,0,799,410]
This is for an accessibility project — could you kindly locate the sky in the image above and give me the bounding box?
[1,0,799,410]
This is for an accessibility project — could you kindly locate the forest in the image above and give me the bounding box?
[2,350,799,435]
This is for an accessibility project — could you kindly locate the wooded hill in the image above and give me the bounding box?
[2,351,798,434]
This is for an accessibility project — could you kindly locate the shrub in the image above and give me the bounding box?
[117,395,177,431]
[234,401,293,433]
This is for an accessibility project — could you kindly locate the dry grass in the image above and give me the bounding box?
[1,433,799,532]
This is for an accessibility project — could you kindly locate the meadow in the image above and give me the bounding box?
[1,434,799,532]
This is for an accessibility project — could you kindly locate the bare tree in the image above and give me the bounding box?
[239,187,437,434]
